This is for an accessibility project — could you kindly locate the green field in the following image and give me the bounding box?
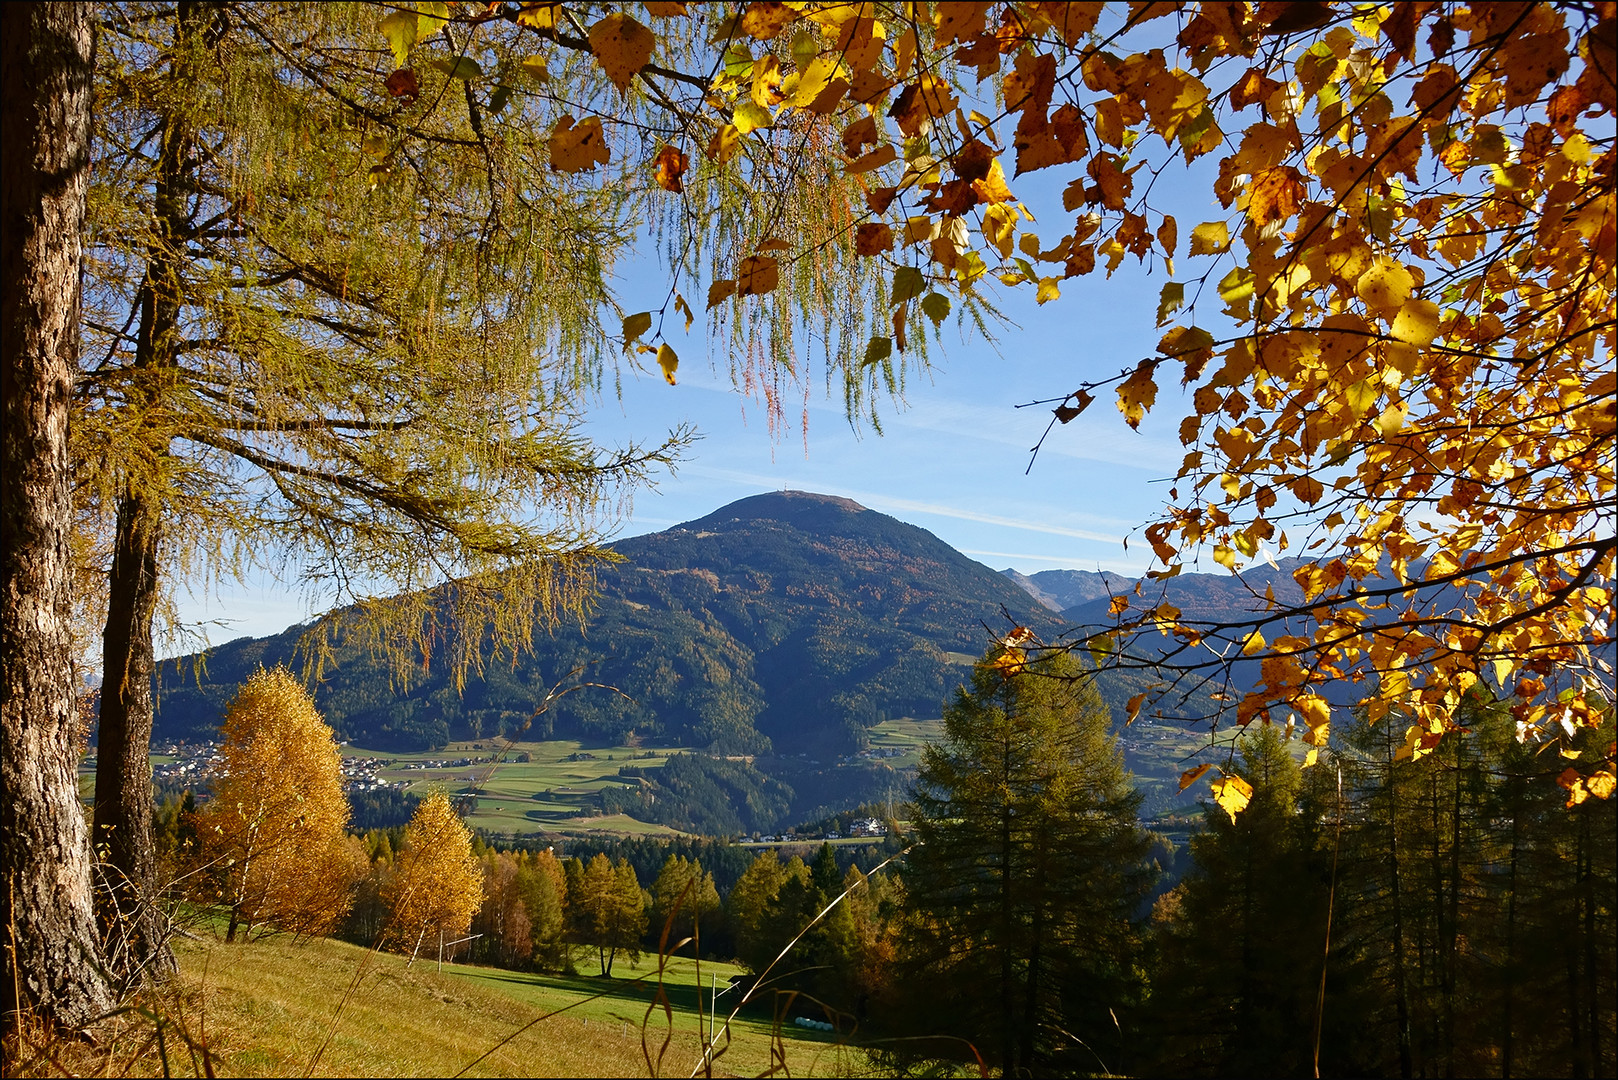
[352,737,691,836]
[861,716,945,769]
[351,720,948,837]
[96,930,860,1077]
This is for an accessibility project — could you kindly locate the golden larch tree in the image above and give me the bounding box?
[387,790,484,963]
[200,666,356,942]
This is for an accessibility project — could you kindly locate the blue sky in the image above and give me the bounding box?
[170,99,1232,653]
[170,254,1190,653]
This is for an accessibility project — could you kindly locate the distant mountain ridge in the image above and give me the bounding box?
[999,568,1136,612]
[154,492,1068,756]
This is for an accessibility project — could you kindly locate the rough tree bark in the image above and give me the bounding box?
[0,1,114,1031]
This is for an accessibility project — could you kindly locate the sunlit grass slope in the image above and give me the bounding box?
[163,933,857,1077]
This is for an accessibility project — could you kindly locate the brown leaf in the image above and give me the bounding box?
[653,145,688,193]
[854,223,894,256]
[842,115,879,157]
[383,68,419,102]
[865,186,898,214]
[1260,1,1334,36]
[1054,389,1093,423]
[588,13,655,93]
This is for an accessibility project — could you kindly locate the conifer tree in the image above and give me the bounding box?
[649,853,721,953]
[899,647,1149,1075]
[386,790,483,962]
[571,853,647,976]
[199,666,356,943]
[80,1,685,973]
[1146,724,1374,1076]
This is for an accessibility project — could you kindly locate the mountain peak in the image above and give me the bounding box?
[676,490,869,531]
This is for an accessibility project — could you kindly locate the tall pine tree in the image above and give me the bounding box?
[899,647,1149,1075]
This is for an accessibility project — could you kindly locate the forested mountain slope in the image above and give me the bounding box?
[153,492,1068,754]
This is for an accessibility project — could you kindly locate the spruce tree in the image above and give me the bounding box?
[899,646,1150,1075]
[1147,725,1375,1077]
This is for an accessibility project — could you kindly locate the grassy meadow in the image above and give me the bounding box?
[352,718,948,838]
[83,931,872,1078]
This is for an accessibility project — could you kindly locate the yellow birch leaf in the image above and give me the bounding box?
[707,279,736,308]
[751,54,784,108]
[1241,629,1267,655]
[1126,692,1147,724]
[1179,763,1214,790]
[548,116,610,172]
[1190,220,1230,254]
[1303,748,1319,768]
[741,0,796,40]
[1210,774,1254,821]
[521,55,550,83]
[1036,277,1061,304]
[1116,360,1158,429]
[622,311,652,344]
[379,10,419,68]
[1156,281,1186,325]
[733,102,772,134]
[1375,403,1408,437]
[789,56,839,108]
[588,13,655,93]
[1391,298,1440,345]
[656,343,678,384]
[846,145,898,174]
[706,124,742,164]
[674,293,694,333]
[1356,257,1415,314]
[1493,657,1515,687]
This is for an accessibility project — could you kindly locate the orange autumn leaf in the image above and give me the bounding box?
[653,145,688,193]
[736,254,779,296]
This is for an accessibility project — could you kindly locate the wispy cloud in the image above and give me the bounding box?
[855,493,1127,543]
[681,465,1134,543]
[959,549,1150,573]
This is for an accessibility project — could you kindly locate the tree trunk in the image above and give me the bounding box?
[92,485,172,979]
[0,1,114,1031]
[90,1,199,984]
